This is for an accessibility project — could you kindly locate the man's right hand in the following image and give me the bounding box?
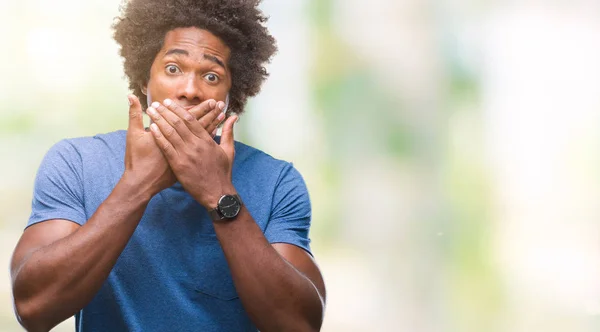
[123,95,225,197]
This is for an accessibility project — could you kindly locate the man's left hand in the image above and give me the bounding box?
[146,98,239,209]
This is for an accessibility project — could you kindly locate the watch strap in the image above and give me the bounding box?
[208,206,223,221]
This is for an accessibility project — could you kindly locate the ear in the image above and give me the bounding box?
[141,85,147,95]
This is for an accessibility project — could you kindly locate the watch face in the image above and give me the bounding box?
[218,195,241,219]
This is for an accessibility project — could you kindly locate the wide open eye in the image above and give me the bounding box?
[165,65,181,75]
[204,73,219,84]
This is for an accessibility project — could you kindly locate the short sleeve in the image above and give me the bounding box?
[264,163,312,255]
[27,140,87,228]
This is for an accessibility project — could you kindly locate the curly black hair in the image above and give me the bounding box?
[112,0,277,113]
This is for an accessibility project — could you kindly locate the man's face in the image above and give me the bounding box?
[144,27,232,109]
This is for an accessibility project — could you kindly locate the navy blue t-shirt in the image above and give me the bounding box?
[27,130,312,331]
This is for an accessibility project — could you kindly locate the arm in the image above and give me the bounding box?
[11,179,153,332]
[213,207,326,331]
[11,96,224,332]
[147,102,326,331]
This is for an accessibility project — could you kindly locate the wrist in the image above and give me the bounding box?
[203,183,237,210]
[207,192,244,222]
[118,171,156,202]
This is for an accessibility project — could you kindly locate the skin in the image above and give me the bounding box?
[11,27,325,332]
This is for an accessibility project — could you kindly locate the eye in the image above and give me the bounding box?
[165,65,181,75]
[204,73,219,83]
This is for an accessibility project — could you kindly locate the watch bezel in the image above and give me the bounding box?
[217,194,241,219]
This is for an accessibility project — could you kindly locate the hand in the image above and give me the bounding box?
[156,99,227,139]
[147,98,238,209]
[123,95,226,196]
[123,94,175,196]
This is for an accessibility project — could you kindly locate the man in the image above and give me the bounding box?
[10,0,326,331]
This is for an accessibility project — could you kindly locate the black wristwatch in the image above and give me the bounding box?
[208,194,243,221]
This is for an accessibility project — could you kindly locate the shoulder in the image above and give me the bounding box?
[233,139,284,165]
[230,139,299,180]
[46,130,125,152]
[38,130,126,178]
[61,130,126,154]
[230,139,307,196]
[43,130,127,166]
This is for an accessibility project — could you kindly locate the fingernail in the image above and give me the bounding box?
[211,128,217,137]
[151,101,160,109]
[150,123,159,132]
[235,116,240,124]
[147,107,157,116]
[217,113,225,121]
[127,95,133,106]
[217,101,225,110]
[164,99,172,106]
[209,100,216,108]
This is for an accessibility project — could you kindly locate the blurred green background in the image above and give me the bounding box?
[2,0,600,331]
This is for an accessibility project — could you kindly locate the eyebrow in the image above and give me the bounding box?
[164,48,226,70]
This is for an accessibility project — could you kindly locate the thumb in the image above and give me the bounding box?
[127,94,144,133]
[220,115,238,161]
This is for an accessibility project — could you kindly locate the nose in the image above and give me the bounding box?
[177,74,203,106]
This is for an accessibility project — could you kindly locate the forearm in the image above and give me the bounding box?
[13,176,152,331]
[214,206,324,332]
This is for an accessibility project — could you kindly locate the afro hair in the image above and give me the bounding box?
[112,0,277,113]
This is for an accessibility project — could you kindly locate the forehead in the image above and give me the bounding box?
[160,27,231,64]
